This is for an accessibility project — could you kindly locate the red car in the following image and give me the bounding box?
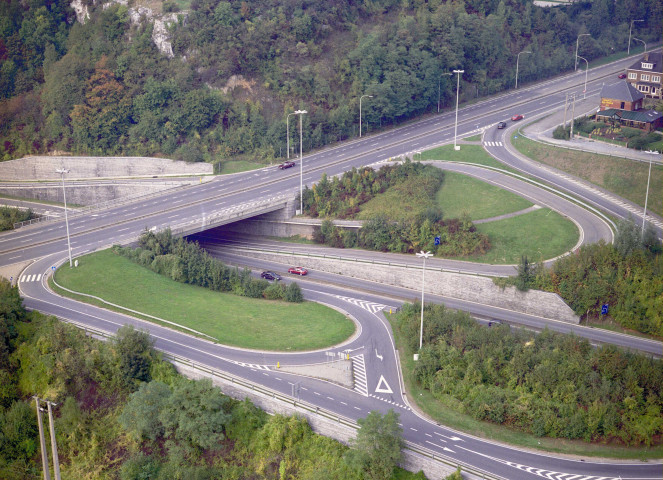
[511,114,524,121]
[618,73,627,79]
[288,266,308,275]
[278,161,295,169]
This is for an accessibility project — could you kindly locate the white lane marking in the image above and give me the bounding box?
[334,295,386,314]
[351,354,368,397]
[375,375,393,394]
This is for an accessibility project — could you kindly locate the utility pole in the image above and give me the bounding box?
[47,401,61,480]
[563,93,568,132]
[34,397,51,480]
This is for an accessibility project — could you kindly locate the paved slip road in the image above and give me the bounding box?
[4,52,662,479]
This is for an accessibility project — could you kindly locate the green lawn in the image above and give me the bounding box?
[388,314,659,460]
[357,175,440,221]
[218,159,268,174]
[436,171,533,220]
[53,249,355,351]
[464,207,578,264]
[420,143,521,174]
[512,134,662,215]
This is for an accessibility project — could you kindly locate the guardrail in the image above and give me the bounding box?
[54,315,500,480]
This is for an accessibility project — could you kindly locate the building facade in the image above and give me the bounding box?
[626,51,663,99]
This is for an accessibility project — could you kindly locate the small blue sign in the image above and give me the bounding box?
[434,236,440,246]
[601,304,609,315]
[52,266,56,271]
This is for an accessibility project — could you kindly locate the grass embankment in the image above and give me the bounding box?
[512,134,662,216]
[466,207,578,264]
[389,314,660,460]
[217,159,268,174]
[435,171,533,220]
[419,143,521,174]
[53,249,355,351]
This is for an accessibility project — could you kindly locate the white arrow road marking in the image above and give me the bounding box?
[375,349,383,361]
[375,375,393,394]
[334,295,387,314]
[425,441,455,453]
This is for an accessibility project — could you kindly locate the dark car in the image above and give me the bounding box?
[618,73,627,79]
[278,161,295,170]
[511,114,524,121]
[488,320,502,327]
[497,121,507,129]
[260,271,281,281]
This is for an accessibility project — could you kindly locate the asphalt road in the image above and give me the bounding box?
[5,52,662,479]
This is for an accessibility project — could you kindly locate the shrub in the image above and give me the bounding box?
[284,282,303,302]
[263,282,285,300]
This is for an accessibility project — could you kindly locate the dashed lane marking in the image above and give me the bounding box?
[229,360,269,371]
[20,274,42,283]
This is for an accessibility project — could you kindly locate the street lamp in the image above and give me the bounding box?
[515,50,531,89]
[56,167,73,267]
[641,151,659,236]
[577,56,589,99]
[415,250,433,354]
[359,95,372,137]
[437,72,452,113]
[453,69,464,151]
[575,33,590,71]
[632,37,646,55]
[628,19,644,55]
[286,111,298,159]
[294,109,307,214]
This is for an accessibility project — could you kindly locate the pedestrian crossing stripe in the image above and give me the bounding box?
[230,360,270,371]
[351,354,368,397]
[483,141,503,147]
[20,274,42,283]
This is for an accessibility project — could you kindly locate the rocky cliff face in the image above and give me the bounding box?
[71,0,186,58]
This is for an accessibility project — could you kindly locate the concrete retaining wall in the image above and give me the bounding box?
[0,181,194,206]
[0,155,212,180]
[174,361,459,479]
[231,248,579,324]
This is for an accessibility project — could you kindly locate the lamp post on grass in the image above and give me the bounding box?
[453,69,464,151]
[577,56,589,99]
[294,109,307,214]
[359,95,373,137]
[641,150,659,236]
[575,33,590,71]
[286,111,298,159]
[56,167,73,267]
[415,250,433,358]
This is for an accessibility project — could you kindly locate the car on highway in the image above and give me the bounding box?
[511,114,524,121]
[497,121,507,129]
[260,271,281,281]
[288,266,308,275]
[618,73,627,79]
[278,161,295,169]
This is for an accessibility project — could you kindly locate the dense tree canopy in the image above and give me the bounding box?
[1,0,661,163]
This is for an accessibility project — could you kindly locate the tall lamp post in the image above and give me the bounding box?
[359,95,372,137]
[56,167,73,267]
[632,37,647,55]
[286,112,298,159]
[294,109,307,214]
[453,69,464,151]
[575,33,590,71]
[415,250,433,357]
[515,50,531,89]
[437,72,452,113]
[628,19,644,55]
[577,56,589,98]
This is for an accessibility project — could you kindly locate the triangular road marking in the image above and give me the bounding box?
[375,375,393,394]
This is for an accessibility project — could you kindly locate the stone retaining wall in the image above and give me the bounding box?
[231,249,579,324]
[0,155,212,181]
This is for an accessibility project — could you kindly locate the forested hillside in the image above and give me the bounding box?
[1,0,661,165]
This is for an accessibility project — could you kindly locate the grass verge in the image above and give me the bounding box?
[420,144,521,174]
[463,207,578,264]
[389,314,660,460]
[53,249,355,351]
[218,160,268,174]
[512,134,662,215]
[436,171,533,220]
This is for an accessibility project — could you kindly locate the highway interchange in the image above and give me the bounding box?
[4,53,662,479]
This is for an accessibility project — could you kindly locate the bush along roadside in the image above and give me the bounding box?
[113,228,303,303]
[302,160,490,256]
[396,302,663,446]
